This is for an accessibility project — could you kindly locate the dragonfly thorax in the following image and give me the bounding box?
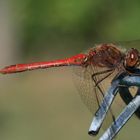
[91,44,123,68]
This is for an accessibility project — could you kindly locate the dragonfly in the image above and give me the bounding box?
[1,41,140,138]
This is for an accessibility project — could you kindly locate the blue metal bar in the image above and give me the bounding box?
[99,75,140,140]
[100,94,140,140]
[88,78,120,135]
[88,72,140,139]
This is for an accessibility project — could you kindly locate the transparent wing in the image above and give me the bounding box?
[73,63,126,130]
[111,39,140,50]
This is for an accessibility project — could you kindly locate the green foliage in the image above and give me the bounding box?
[12,0,140,55]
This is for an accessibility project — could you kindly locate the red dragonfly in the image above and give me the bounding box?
[0,41,140,131]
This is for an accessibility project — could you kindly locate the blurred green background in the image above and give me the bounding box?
[0,0,140,140]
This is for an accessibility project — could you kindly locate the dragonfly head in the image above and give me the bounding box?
[124,48,140,68]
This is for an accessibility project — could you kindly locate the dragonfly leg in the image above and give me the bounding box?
[92,69,114,78]
[94,71,114,86]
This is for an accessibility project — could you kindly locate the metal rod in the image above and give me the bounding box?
[89,74,140,139]
[88,78,120,135]
[99,75,140,140]
[100,94,140,140]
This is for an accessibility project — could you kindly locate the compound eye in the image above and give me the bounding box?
[130,53,136,61]
[125,48,139,68]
